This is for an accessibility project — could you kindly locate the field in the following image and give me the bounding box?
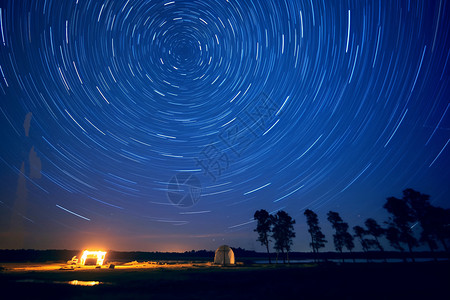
[1,261,449,299]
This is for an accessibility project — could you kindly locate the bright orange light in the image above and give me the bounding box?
[68,280,100,286]
[80,250,107,266]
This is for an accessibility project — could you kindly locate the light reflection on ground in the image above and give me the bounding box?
[16,279,102,286]
[68,280,100,286]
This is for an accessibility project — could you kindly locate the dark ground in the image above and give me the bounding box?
[1,262,449,299]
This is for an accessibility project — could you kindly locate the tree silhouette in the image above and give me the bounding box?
[402,189,433,253]
[343,231,355,262]
[385,225,406,262]
[403,188,430,221]
[384,194,419,262]
[420,228,439,262]
[304,209,327,262]
[327,212,344,258]
[353,226,370,262]
[353,226,369,251]
[420,206,450,255]
[271,211,296,263]
[327,211,354,262]
[254,209,273,264]
[364,218,386,262]
[401,189,450,256]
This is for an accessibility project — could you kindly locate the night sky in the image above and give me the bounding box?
[0,0,449,252]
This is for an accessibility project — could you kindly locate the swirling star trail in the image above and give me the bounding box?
[0,0,449,251]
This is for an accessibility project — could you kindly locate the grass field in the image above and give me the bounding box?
[1,261,449,299]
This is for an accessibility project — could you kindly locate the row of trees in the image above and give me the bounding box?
[254,189,450,263]
[304,209,385,262]
[254,210,295,263]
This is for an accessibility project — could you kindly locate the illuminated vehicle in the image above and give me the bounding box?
[80,250,107,266]
[67,250,107,266]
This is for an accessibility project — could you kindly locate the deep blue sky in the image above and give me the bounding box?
[0,0,449,252]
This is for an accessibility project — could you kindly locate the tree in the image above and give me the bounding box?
[420,206,450,254]
[364,218,386,262]
[343,231,355,262]
[327,211,344,256]
[353,226,369,252]
[327,211,354,262]
[402,189,450,254]
[254,209,273,263]
[385,226,406,262]
[420,229,439,262]
[304,209,327,262]
[271,211,296,263]
[403,188,430,221]
[353,226,371,262]
[384,195,418,262]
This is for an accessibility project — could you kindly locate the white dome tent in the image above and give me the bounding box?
[214,245,235,265]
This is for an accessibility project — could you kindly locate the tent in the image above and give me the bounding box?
[214,245,235,265]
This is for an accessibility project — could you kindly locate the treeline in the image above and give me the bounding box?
[254,188,450,263]
[0,249,215,263]
[2,248,447,264]
[0,249,79,262]
[0,248,282,263]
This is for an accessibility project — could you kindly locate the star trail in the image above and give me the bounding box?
[0,0,449,252]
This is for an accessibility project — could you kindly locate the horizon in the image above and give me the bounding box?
[1,0,449,253]
[0,247,446,253]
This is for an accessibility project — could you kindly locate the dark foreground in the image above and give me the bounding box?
[1,262,449,299]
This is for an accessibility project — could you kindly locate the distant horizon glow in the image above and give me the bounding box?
[0,0,449,253]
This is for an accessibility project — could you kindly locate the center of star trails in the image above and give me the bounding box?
[173,42,196,61]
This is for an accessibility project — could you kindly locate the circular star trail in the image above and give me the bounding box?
[0,0,449,251]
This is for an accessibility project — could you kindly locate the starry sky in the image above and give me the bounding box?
[0,0,449,252]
